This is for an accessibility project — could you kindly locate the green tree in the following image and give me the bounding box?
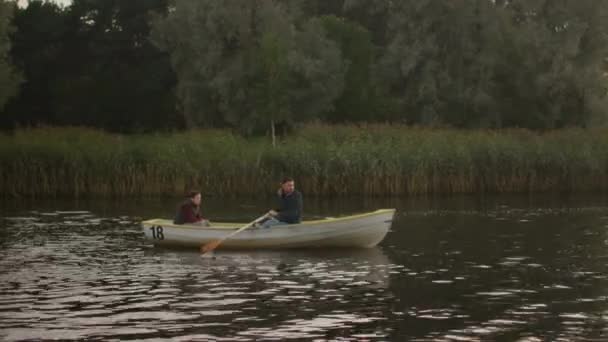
[381,0,608,129]
[152,0,345,141]
[0,0,20,110]
[3,0,178,132]
[342,0,391,47]
[2,0,65,127]
[495,0,608,128]
[318,15,377,123]
[52,0,178,132]
[381,0,504,127]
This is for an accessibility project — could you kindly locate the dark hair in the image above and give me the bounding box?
[281,177,294,184]
[186,190,201,199]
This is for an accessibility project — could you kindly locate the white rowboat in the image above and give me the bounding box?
[142,209,395,249]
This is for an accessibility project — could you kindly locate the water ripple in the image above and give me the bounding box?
[2,204,608,341]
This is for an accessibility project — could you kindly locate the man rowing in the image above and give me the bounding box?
[261,177,303,228]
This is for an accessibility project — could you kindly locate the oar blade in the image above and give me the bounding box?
[200,239,222,254]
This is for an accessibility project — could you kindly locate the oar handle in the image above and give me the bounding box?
[200,213,270,255]
[222,213,269,240]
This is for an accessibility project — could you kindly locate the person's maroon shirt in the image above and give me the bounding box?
[173,200,204,224]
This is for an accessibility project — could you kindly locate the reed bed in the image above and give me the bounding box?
[1,125,608,198]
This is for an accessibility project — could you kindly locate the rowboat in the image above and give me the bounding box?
[142,209,395,249]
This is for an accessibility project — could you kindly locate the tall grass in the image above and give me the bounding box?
[2,125,608,198]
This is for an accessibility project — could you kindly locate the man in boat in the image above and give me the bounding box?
[261,177,303,228]
[174,190,210,226]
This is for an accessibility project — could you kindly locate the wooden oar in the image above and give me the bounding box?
[200,213,269,255]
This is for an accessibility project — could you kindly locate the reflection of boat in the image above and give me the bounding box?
[142,209,395,249]
[147,247,393,290]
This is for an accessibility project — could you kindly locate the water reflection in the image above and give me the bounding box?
[386,205,608,341]
[2,198,608,341]
[0,210,394,341]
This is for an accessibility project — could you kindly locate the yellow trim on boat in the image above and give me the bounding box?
[142,208,395,230]
[303,208,395,224]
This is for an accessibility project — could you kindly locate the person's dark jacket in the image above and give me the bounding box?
[174,200,203,224]
[276,190,303,224]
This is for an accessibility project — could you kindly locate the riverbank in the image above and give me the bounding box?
[2,125,607,198]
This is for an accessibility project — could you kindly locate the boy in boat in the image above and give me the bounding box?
[261,177,303,228]
[174,190,210,226]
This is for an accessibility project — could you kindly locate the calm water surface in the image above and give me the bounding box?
[1,196,608,341]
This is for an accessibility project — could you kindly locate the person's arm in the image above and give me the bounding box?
[181,205,200,223]
[278,192,302,223]
[292,191,302,222]
[297,192,303,221]
[269,189,283,216]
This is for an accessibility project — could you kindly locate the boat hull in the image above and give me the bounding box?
[142,209,395,249]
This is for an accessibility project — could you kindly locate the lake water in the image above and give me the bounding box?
[1,195,608,341]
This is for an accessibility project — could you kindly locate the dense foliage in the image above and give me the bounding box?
[3,125,608,198]
[1,0,607,132]
[0,0,20,109]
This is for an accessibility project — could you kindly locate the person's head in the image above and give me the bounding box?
[280,177,295,195]
[187,190,201,206]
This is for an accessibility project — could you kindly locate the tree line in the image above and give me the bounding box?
[0,0,607,133]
